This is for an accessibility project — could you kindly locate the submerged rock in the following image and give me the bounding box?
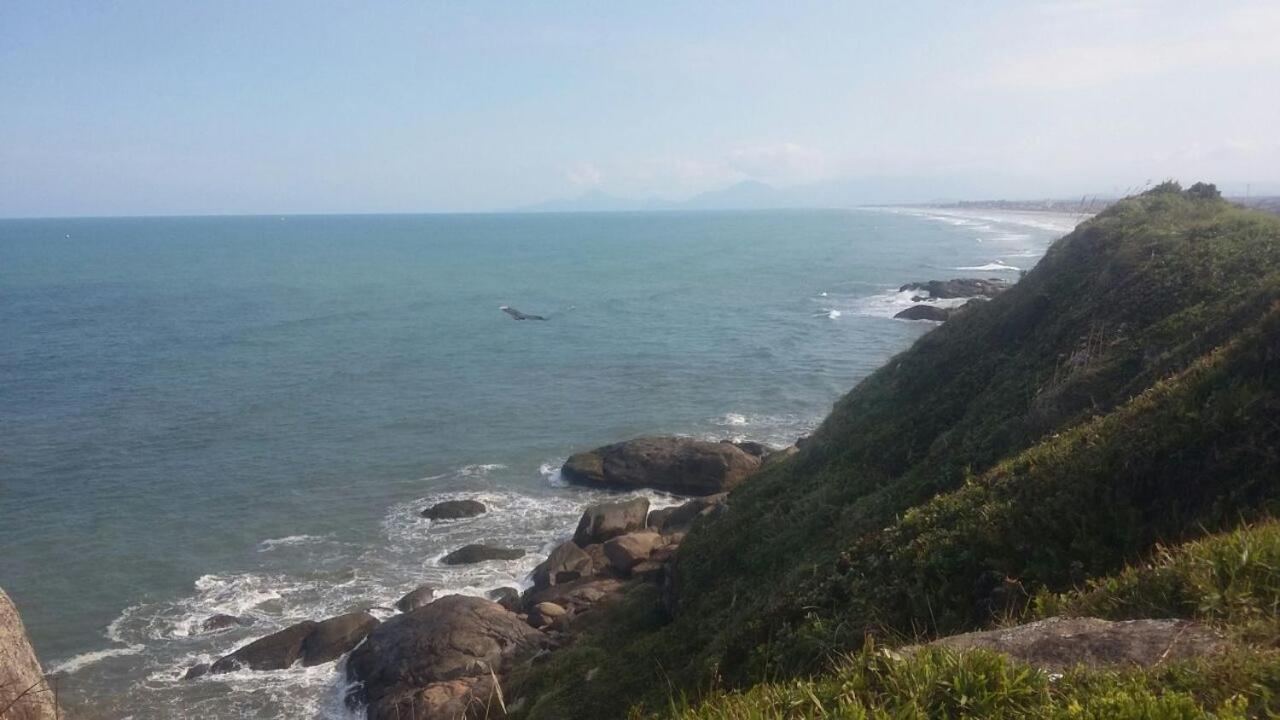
[441,544,526,565]
[562,436,761,495]
[201,613,252,633]
[395,585,436,613]
[420,499,486,520]
[895,304,954,322]
[572,497,650,546]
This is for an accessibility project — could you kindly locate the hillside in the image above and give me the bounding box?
[506,183,1280,718]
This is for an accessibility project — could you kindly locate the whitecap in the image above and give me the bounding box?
[49,644,145,675]
[954,261,1021,272]
[258,534,326,552]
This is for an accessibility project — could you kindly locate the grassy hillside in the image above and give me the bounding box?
[508,184,1280,718]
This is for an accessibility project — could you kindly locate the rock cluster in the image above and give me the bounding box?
[561,436,762,494]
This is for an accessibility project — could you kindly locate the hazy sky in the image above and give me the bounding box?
[3,1,1279,216]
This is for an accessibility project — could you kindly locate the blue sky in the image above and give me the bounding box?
[2,1,1279,216]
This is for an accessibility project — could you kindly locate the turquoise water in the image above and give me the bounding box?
[0,208,1078,717]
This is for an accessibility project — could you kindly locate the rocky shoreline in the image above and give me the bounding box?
[892,277,1011,322]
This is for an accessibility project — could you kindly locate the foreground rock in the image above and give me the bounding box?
[209,612,379,674]
[894,304,955,322]
[420,499,486,520]
[347,595,546,720]
[603,531,663,573]
[1,587,59,720]
[924,616,1227,670]
[572,497,649,546]
[441,544,525,565]
[899,278,1007,299]
[562,437,761,494]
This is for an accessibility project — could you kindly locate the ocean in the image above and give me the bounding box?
[0,207,1082,718]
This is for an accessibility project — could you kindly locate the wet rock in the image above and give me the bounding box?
[182,663,210,681]
[895,304,954,322]
[211,620,319,673]
[420,499,487,520]
[487,587,521,612]
[441,544,526,565]
[572,498,649,547]
[562,436,761,495]
[395,585,436,613]
[201,613,251,633]
[301,611,380,666]
[532,541,594,589]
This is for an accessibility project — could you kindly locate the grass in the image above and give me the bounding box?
[505,186,1280,719]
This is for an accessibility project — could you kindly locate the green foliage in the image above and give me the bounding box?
[508,188,1280,719]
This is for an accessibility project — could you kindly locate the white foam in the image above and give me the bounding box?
[955,261,1021,272]
[49,644,145,675]
[258,534,326,552]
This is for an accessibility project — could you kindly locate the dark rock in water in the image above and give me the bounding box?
[658,493,729,534]
[532,541,593,590]
[441,544,525,565]
[183,663,211,680]
[895,304,954,322]
[729,440,774,458]
[211,620,318,673]
[563,436,761,495]
[923,617,1227,670]
[420,499,486,520]
[898,278,1008,299]
[301,611,380,666]
[572,497,649,547]
[487,586,521,612]
[346,595,545,720]
[395,585,436,613]
[201,613,251,633]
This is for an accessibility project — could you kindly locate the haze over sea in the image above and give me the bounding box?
[0,207,1080,717]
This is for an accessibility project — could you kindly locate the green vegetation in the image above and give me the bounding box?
[507,185,1280,718]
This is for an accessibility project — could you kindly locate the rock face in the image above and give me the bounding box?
[532,541,594,589]
[561,437,761,495]
[347,595,546,720]
[656,493,728,534]
[894,304,954,322]
[441,544,525,565]
[300,611,380,667]
[0,588,58,720]
[924,617,1227,670]
[899,278,1007,299]
[211,620,319,673]
[572,498,650,546]
[395,585,436,613]
[602,531,663,573]
[421,499,487,520]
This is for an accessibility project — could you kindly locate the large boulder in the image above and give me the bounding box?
[894,304,954,322]
[420,499,487,520]
[898,278,1007,299]
[301,611,379,666]
[923,617,1227,670]
[572,498,649,547]
[441,544,525,565]
[347,595,545,720]
[531,541,594,589]
[522,577,626,615]
[0,588,58,720]
[562,437,761,494]
[657,493,728,534]
[395,585,436,613]
[602,531,663,574]
[211,620,319,673]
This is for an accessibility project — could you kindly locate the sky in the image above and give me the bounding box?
[2,0,1279,217]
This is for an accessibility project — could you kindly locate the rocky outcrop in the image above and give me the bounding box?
[894,304,955,322]
[201,613,252,633]
[899,278,1007,299]
[922,617,1227,670]
[572,498,649,546]
[602,531,663,574]
[655,493,728,534]
[562,437,761,495]
[347,595,546,720]
[395,585,436,613]
[532,541,594,589]
[209,611,379,674]
[441,544,526,565]
[522,577,626,616]
[0,588,58,720]
[421,499,487,520]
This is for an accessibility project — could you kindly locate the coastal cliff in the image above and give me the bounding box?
[496,183,1280,718]
[1,588,58,720]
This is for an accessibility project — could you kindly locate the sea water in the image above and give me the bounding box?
[0,207,1082,717]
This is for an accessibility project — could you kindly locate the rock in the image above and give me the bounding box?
[762,445,799,468]
[647,507,676,530]
[528,602,568,629]
[729,440,774,458]
[1,588,59,720]
[581,543,611,576]
[301,611,380,666]
[895,304,954,322]
[395,585,436,613]
[658,493,729,534]
[346,595,545,720]
[487,587,521,612]
[602,531,663,573]
[898,278,1007,300]
[441,544,525,565]
[201,613,251,633]
[562,436,762,495]
[532,541,594,589]
[420,499,487,520]
[183,663,211,680]
[632,560,665,582]
[211,620,319,673]
[363,676,500,720]
[572,497,650,546]
[923,617,1227,670]
[523,577,626,615]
